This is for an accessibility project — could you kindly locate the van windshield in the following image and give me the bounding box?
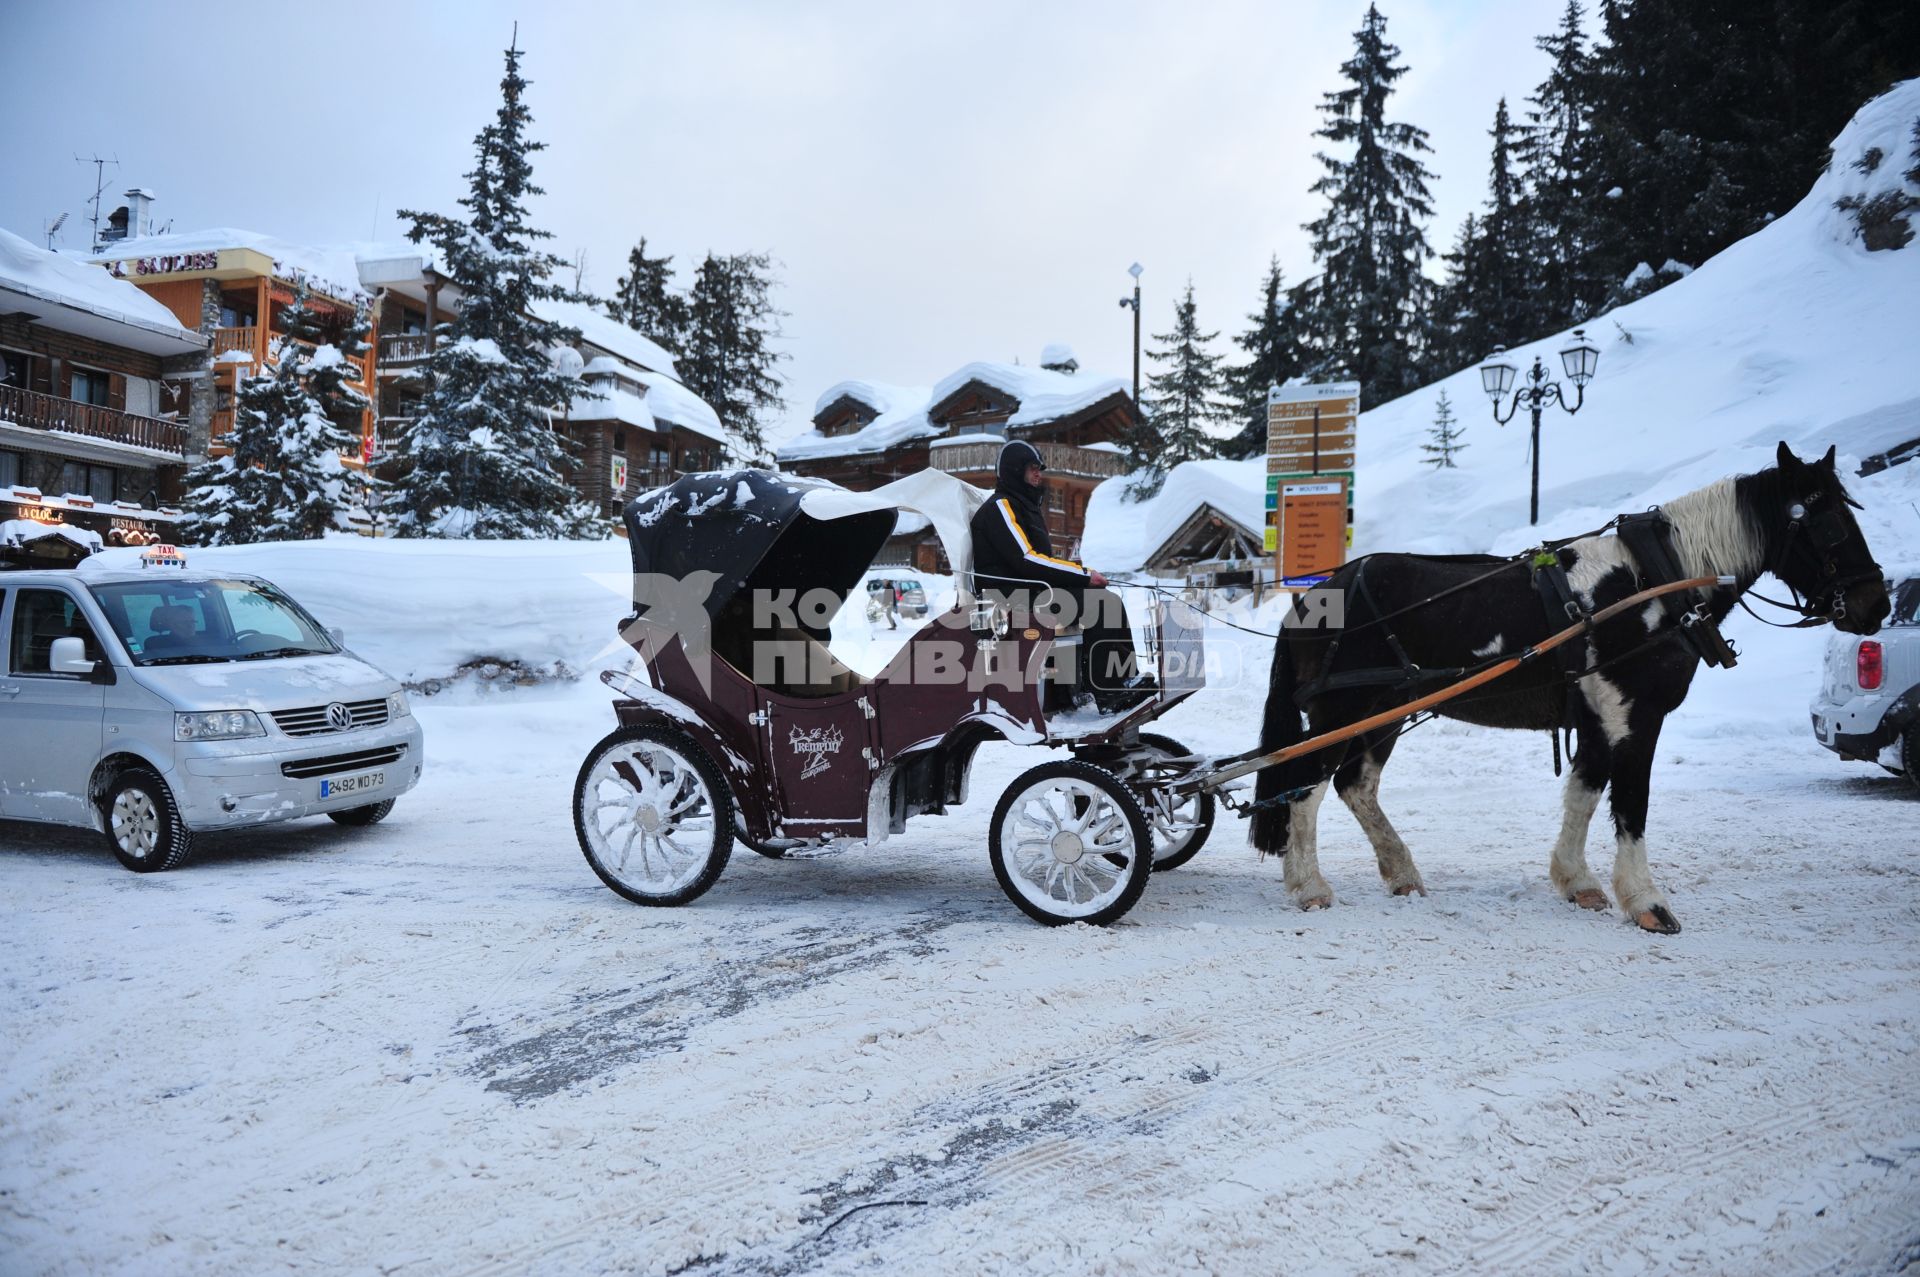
[88,578,339,665]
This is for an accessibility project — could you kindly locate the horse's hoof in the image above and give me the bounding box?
[1299,895,1333,912]
[1572,888,1610,912]
[1391,883,1426,897]
[1635,905,1681,934]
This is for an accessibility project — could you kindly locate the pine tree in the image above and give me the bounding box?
[606,236,689,354]
[393,35,597,539]
[181,289,368,545]
[680,251,787,462]
[1520,0,1602,327]
[1221,257,1307,461]
[1128,282,1229,498]
[1300,3,1437,406]
[1430,100,1538,375]
[1420,388,1467,469]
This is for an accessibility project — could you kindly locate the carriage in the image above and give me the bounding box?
[572,468,1217,926]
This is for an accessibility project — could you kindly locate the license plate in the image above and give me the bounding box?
[321,769,385,799]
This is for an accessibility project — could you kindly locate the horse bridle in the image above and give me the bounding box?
[1742,489,1882,628]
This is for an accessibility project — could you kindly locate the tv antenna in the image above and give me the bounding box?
[44,212,69,249]
[75,153,120,254]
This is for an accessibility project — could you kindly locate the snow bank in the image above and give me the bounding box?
[83,537,634,690]
[0,228,202,339]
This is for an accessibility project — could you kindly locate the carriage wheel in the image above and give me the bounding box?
[1130,733,1215,871]
[990,760,1152,926]
[574,725,733,906]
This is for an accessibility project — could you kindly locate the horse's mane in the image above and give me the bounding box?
[1660,476,1769,586]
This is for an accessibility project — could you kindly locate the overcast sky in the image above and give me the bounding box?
[3,0,1564,439]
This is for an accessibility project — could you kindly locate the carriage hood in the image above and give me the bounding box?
[621,469,986,635]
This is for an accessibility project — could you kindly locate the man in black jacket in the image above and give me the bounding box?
[968,439,1151,712]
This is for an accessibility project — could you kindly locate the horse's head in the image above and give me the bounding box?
[1767,442,1889,635]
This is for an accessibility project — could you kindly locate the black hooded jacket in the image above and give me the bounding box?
[968,438,1091,592]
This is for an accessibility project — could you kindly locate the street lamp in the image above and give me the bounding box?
[1480,328,1601,526]
[1117,262,1143,406]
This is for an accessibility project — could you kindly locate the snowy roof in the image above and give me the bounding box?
[89,227,369,301]
[632,370,726,444]
[1040,342,1077,368]
[0,228,205,356]
[533,298,679,380]
[1,519,105,554]
[779,381,937,462]
[928,361,1131,429]
[1081,459,1267,574]
[568,382,657,433]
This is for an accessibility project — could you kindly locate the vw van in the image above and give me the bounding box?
[0,544,423,871]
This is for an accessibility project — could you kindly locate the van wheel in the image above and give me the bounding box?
[328,799,396,827]
[103,768,195,873]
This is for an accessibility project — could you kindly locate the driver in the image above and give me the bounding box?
[968,439,1154,713]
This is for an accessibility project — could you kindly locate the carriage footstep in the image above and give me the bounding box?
[1635,905,1681,934]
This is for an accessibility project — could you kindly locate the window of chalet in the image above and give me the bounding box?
[58,461,116,503]
[0,450,20,488]
[2,349,32,388]
[613,431,626,454]
[69,367,110,407]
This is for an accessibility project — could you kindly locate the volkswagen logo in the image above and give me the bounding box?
[325,702,354,731]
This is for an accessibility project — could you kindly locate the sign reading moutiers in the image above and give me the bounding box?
[1264,382,1358,589]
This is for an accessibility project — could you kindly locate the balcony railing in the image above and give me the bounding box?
[213,326,259,360]
[928,439,1128,481]
[379,333,431,365]
[0,381,189,457]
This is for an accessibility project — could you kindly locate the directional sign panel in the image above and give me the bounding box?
[1267,383,1360,587]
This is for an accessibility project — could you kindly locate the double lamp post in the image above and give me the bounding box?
[1478,329,1602,526]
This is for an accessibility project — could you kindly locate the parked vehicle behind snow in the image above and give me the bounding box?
[0,545,424,870]
[1811,572,1919,791]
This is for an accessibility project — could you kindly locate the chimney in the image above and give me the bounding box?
[123,188,156,239]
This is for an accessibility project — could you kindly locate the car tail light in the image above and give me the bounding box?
[1857,640,1883,690]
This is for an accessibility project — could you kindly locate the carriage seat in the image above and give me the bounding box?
[764,625,864,698]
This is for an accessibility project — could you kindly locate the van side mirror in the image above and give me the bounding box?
[327,627,345,647]
[50,636,96,676]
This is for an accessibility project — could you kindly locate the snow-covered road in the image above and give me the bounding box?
[4,615,1918,1275]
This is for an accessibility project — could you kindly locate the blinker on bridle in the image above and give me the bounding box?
[1746,488,1880,627]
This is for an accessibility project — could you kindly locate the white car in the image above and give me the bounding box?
[1811,572,1919,791]
[0,549,424,870]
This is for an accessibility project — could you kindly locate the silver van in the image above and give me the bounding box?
[0,550,424,870]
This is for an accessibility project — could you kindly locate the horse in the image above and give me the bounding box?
[1249,442,1890,933]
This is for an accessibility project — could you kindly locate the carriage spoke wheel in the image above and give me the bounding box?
[990,760,1152,926]
[574,726,732,906]
[1125,732,1215,871]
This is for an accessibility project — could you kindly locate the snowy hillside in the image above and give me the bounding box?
[1354,79,1920,567]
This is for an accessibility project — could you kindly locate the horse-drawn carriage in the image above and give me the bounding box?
[575,446,1890,934]
[573,468,1216,926]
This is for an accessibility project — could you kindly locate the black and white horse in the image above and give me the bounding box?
[1250,443,1890,933]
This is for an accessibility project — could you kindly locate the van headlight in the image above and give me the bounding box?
[387,690,412,719]
[175,710,266,742]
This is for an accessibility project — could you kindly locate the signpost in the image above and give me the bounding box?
[1264,382,1360,588]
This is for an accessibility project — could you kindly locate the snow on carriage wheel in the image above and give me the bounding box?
[989,760,1152,926]
[1128,732,1215,871]
[574,726,733,906]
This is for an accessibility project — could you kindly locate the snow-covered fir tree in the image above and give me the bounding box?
[1430,99,1538,375]
[1300,3,1437,406]
[392,35,596,539]
[606,236,689,354]
[181,289,368,545]
[1519,0,1602,328]
[1128,281,1229,498]
[680,251,786,462]
[1221,257,1307,461]
[1420,388,1467,469]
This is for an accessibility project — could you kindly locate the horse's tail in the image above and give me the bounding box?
[1249,632,1304,856]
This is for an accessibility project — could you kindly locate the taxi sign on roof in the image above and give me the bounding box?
[141,543,188,568]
